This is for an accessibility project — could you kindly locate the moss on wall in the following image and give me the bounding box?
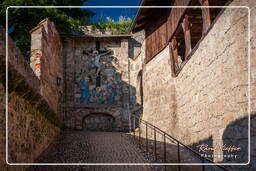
[0,60,63,128]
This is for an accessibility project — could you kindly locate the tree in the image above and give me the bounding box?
[0,0,95,61]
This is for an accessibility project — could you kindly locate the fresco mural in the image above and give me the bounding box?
[75,46,122,105]
[30,49,42,79]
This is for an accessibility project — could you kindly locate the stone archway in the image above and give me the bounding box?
[136,70,143,105]
[82,113,116,131]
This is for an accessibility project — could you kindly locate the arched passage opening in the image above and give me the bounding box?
[82,113,116,131]
[136,70,143,106]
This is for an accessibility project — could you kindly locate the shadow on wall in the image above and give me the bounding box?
[128,36,142,58]
[125,134,220,171]
[222,114,256,170]
[129,113,255,170]
[188,136,214,161]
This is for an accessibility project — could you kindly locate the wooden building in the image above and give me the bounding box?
[131,0,231,76]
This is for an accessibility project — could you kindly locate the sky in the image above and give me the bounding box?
[82,0,141,23]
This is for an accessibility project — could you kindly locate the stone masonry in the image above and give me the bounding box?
[129,0,256,170]
[62,35,134,131]
[1,1,255,170]
[30,18,63,116]
[0,24,61,170]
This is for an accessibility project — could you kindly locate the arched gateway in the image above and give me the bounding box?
[82,113,116,131]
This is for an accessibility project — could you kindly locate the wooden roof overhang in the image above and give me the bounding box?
[131,0,231,35]
[60,34,131,41]
[130,0,174,33]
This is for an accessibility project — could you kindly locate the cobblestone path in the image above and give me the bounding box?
[28,131,157,171]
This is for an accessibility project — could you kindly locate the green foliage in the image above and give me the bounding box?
[0,0,94,60]
[94,16,132,34]
[0,61,5,89]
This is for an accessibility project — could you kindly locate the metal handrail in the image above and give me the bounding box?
[131,110,228,171]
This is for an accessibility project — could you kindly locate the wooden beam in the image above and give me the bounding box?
[187,11,203,16]
[137,17,151,25]
[136,11,155,24]
[181,15,192,58]
[176,36,202,40]
[170,36,180,73]
[199,0,211,35]
[132,22,146,33]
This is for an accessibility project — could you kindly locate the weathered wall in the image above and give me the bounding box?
[129,31,145,111]
[0,25,62,170]
[0,66,61,170]
[62,36,132,131]
[30,18,63,116]
[73,40,123,105]
[136,0,255,169]
[6,78,61,164]
[0,66,7,170]
[0,26,40,92]
[128,30,145,59]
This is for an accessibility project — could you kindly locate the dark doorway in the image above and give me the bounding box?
[137,70,143,106]
[82,113,115,131]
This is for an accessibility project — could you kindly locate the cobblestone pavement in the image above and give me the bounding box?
[28,131,159,171]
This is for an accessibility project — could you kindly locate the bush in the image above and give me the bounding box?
[94,16,132,34]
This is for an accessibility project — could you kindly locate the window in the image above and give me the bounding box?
[169,0,229,76]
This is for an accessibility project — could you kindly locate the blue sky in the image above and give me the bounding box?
[82,0,141,23]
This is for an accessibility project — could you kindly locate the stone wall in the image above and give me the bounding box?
[129,32,145,111]
[6,81,60,164]
[128,30,145,59]
[73,40,124,106]
[62,36,132,131]
[132,0,256,169]
[0,25,61,170]
[30,18,63,116]
[0,66,61,170]
[0,26,40,93]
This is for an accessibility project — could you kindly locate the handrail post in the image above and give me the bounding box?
[154,126,157,162]
[139,117,141,149]
[146,122,148,153]
[133,115,135,140]
[202,157,205,171]
[129,115,227,171]
[177,142,181,171]
[164,132,167,171]
[164,132,166,163]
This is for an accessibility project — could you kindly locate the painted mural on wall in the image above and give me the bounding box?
[75,46,122,105]
[30,49,42,79]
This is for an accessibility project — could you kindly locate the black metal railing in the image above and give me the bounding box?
[131,111,228,171]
